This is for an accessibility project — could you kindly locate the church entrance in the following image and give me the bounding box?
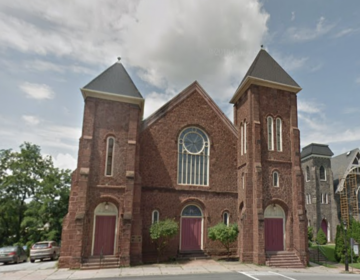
[321,219,327,238]
[92,202,118,256]
[264,204,285,251]
[180,205,203,251]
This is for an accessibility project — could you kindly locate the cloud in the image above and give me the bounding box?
[298,100,323,114]
[334,28,354,38]
[284,17,335,42]
[52,153,77,171]
[22,115,40,125]
[291,12,295,21]
[274,53,308,71]
[19,82,55,99]
[23,59,96,75]
[355,77,360,84]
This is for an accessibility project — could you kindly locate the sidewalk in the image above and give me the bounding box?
[1,259,359,280]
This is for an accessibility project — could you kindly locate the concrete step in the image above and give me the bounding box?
[266,251,305,269]
[177,250,210,260]
[81,255,120,270]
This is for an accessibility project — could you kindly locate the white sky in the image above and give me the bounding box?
[0,0,359,170]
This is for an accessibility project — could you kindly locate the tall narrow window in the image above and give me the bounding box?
[178,127,210,186]
[242,173,245,189]
[152,210,159,224]
[240,123,244,155]
[306,166,310,181]
[267,116,274,150]
[325,193,329,204]
[244,121,247,154]
[276,118,282,151]
[273,171,279,187]
[223,212,229,226]
[319,166,326,181]
[105,137,115,176]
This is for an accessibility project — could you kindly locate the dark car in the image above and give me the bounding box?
[0,246,27,264]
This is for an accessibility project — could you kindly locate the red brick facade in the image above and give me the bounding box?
[59,53,308,268]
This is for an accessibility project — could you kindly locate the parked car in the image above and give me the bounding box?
[0,245,27,264]
[30,241,60,263]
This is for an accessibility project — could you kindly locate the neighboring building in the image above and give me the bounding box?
[58,48,308,269]
[301,145,360,242]
[301,143,337,242]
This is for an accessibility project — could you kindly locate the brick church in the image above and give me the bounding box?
[59,48,308,269]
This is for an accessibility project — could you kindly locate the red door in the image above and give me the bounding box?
[93,216,116,255]
[265,218,284,251]
[181,218,202,251]
[321,219,327,238]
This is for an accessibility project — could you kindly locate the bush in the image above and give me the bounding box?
[308,226,313,242]
[208,223,238,258]
[335,219,360,263]
[316,228,327,245]
[149,219,178,263]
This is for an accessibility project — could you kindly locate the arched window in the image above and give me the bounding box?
[178,127,210,186]
[244,121,247,154]
[273,171,279,187]
[152,210,159,224]
[105,136,115,176]
[240,123,244,155]
[276,118,282,151]
[223,211,229,226]
[306,166,310,182]
[320,166,326,181]
[267,116,274,150]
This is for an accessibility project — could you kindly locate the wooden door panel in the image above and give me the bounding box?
[181,218,201,251]
[93,216,116,255]
[265,218,284,251]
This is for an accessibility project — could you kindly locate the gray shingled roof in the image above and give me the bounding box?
[301,143,334,159]
[331,148,360,184]
[239,49,300,88]
[83,62,143,99]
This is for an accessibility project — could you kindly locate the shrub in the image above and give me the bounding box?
[316,228,327,245]
[149,219,178,263]
[208,223,238,258]
[308,226,313,242]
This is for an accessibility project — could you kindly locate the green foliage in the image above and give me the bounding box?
[316,228,327,245]
[149,219,178,263]
[0,142,71,247]
[208,223,238,257]
[335,219,360,263]
[308,226,313,242]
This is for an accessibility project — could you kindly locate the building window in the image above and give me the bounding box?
[276,118,282,151]
[223,212,229,226]
[242,173,245,189]
[152,210,159,224]
[244,121,247,154]
[267,116,274,150]
[325,193,329,204]
[240,123,244,155]
[306,166,310,182]
[320,166,326,181]
[178,127,210,186]
[306,194,311,204]
[273,171,279,187]
[105,136,115,176]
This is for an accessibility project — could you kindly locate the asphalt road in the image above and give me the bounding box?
[0,258,56,272]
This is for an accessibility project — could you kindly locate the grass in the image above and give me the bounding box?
[319,244,337,262]
[350,263,360,269]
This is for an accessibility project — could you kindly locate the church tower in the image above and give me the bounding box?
[230,49,308,266]
[59,59,144,268]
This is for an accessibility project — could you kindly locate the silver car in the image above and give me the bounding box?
[0,246,27,264]
[30,241,60,263]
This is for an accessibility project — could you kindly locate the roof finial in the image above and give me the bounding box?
[117,57,121,62]
[261,45,264,49]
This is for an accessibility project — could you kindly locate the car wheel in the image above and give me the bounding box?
[51,252,57,261]
[14,257,19,264]
[3,262,8,265]
[30,259,35,263]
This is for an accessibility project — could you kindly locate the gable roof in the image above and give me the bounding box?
[83,61,143,99]
[141,81,238,137]
[230,48,302,104]
[301,143,334,161]
[331,148,360,192]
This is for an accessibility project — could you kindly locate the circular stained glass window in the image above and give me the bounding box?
[183,132,204,154]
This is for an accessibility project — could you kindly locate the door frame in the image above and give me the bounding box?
[264,204,285,251]
[180,204,203,251]
[91,202,118,256]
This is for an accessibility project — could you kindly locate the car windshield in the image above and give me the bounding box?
[33,243,49,249]
[0,247,16,253]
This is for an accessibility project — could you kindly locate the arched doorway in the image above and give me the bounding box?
[321,219,328,239]
[180,205,203,251]
[92,202,118,256]
[264,204,285,251]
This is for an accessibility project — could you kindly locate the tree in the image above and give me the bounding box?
[335,218,360,263]
[149,219,178,263]
[0,142,71,247]
[208,223,238,259]
[308,226,314,242]
[316,228,327,245]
